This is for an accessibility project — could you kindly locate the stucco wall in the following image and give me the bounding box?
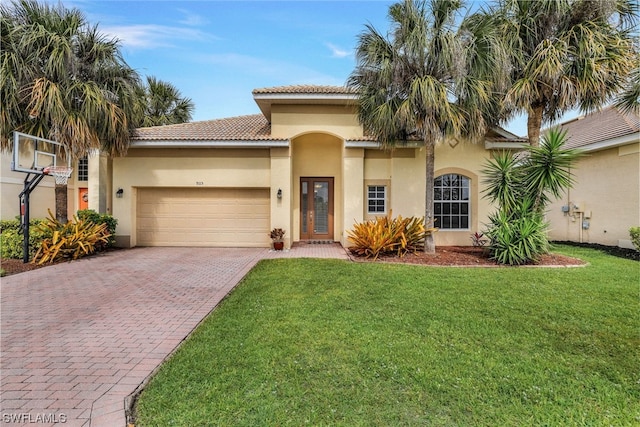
[1,151,75,220]
[271,105,363,140]
[112,148,271,247]
[357,139,495,246]
[547,143,640,248]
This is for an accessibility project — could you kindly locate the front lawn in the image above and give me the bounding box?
[134,245,639,426]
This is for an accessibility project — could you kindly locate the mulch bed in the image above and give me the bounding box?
[348,245,587,267]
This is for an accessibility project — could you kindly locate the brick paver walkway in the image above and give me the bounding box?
[1,244,348,426]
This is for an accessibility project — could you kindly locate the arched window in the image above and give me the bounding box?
[434,174,470,229]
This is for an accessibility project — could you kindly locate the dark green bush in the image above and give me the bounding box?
[76,209,117,246]
[630,227,640,252]
[485,200,549,265]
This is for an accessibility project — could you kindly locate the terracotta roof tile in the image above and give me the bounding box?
[252,85,357,95]
[132,114,279,141]
[557,106,640,149]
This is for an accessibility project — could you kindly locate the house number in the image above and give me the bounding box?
[196,181,204,185]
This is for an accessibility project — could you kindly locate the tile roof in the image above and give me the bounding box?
[252,85,357,95]
[557,106,640,149]
[132,114,278,141]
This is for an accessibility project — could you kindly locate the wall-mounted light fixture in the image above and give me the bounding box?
[116,188,124,198]
[277,188,282,199]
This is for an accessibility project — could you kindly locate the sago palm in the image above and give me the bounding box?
[348,0,500,253]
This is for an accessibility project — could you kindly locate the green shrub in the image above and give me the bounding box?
[630,227,640,252]
[33,210,111,264]
[482,128,581,265]
[77,209,117,246]
[0,219,21,232]
[0,219,50,260]
[484,200,549,265]
[348,214,436,259]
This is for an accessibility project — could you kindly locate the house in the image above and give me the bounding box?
[110,85,526,248]
[1,85,527,248]
[546,106,640,249]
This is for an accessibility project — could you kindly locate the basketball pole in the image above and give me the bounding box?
[18,172,46,263]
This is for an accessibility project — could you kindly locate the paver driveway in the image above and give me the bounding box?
[0,247,269,426]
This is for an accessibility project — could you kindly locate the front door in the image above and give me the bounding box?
[300,177,334,241]
[78,188,89,210]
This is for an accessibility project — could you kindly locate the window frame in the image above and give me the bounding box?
[434,173,471,231]
[367,184,387,215]
[77,156,89,182]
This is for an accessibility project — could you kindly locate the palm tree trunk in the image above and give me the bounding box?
[55,184,68,223]
[527,104,544,147]
[424,140,436,254]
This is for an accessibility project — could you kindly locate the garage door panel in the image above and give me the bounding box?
[137,188,270,247]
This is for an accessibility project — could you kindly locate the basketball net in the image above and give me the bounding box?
[43,166,73,185]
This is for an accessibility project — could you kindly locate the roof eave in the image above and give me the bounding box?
[576,132,639,152]
[484,140,529,150]
[129,139,289,148]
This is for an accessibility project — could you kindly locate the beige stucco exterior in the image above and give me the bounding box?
[2,86,531,250]
[1,149,110,221]
[547,142,640,248]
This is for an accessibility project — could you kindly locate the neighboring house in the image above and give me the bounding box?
[1,85,527,248]
[1,150,111,220]
[546,106,640,249]
[110,85,525,248]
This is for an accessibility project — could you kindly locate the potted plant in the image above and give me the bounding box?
[269,228,285,250]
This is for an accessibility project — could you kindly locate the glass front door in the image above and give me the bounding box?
[300,177,334,240]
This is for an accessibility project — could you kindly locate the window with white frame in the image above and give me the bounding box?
[77,156,88,181]
[367,185,387,214]
[434,174,470,229]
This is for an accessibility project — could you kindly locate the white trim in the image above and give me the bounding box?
[129,140,290,148]
[578,133,639,153]
[484,141,528,150]
[345,140,380,148]
[345,140,422,148]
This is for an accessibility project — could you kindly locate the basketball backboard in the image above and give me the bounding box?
[11,132,71,174]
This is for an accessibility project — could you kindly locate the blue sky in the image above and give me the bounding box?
[59,0,576,137]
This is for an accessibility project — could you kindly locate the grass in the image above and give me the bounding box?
[134,245,639,426]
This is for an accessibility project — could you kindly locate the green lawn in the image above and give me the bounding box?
[134,245,639,426]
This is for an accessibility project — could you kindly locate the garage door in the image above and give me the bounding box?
[137,188,270,247]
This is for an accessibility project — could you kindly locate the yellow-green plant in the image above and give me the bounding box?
[348,214,436,259]
[33,210,111,264]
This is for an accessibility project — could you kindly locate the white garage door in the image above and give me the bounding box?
[137,188,270,247]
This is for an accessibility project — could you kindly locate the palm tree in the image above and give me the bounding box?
[614,60,640,114]
[348,0,499,253]
[1,0,141,222]
[139,76,194,127]
[472,0,638,146]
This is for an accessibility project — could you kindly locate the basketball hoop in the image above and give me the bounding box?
[43,166,73,185]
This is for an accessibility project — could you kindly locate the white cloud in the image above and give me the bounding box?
[177,8,208,27]
[200,53,344,85]
[326,43,351,59]
[101,24,215,49]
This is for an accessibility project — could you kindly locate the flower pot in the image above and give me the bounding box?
[273,241,284,251]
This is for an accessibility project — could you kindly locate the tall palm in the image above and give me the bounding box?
[140,76,194,127]
[1,0,141,222]
[472,0,638,146]
[348,0,499,253]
